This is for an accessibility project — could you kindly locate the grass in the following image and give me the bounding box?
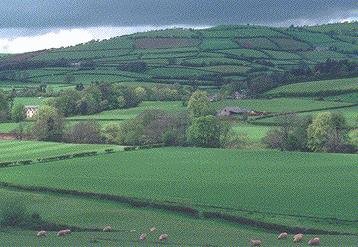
[14,97,51,106]
[0,147,357,234]
[212,98,353,113]
[266,77,358,97]
[68,101,185,120]
[0,140,123,162]
[253,105,358,128]
[200,39,240,50]
[0,188,356,246]
[232,123,271,140]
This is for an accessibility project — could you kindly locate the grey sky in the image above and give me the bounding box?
[0,0,356,28]
[0,0,356,53]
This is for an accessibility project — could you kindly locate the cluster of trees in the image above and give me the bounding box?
[118,61,148,72]
[0,90,10,121]
[47,83,142,116]
[113,90,228,148]
[263,112,357,153]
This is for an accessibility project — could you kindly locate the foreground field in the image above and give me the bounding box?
[0,188,356,246]
[1,148,357,235]
[0,141,123,162]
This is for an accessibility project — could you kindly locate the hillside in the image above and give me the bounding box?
[0,23,357,87]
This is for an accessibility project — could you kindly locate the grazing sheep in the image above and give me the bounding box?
[130,229,136,233]
[139,233,147,241]
[103,226,112,232]
[57,229,71,237]
[308,237,320,246]
[36,230,47,237]
[293,233,303,243]
[277,232,288,239]
[150,227,157,232]
[250,239,262,246]
[159,234,168,241]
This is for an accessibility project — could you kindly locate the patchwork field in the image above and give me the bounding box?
[213,98,353,113]
[0,188,356,246]
[69,101,185,120]
[254,105,358,128]
[0,141,123,162]
[266,77,358,97]
[1,23,356,86]
[0,148,357,236]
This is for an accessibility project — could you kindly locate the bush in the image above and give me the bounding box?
[0,199,27,227]
[64,121,103,144]
[187,115,226,148]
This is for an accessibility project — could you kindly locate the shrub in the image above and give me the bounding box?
[64,121,103,144]
[0,199,27,227]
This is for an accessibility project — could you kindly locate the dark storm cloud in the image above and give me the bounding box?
[0,0,356,28]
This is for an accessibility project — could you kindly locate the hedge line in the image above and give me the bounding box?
[0,144,165,168]
[0,151,99,168]
[123,143,165,151]
[0,181,353,235]
[266,88,358,98]
[0,182,199,218]
[202,211,354,236]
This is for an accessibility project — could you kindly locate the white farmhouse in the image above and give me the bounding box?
[24,105,39,119]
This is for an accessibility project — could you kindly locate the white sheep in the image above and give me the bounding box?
[150,227,157,232]
[36,230,47,237]
[293,233,303,243]
[139,233,147,241]
[159,234,168,241]
[250,239,262,246]
[103,226,112,232]
[277,232,288,239]
[57,229,71,237]
[308,237,320,246]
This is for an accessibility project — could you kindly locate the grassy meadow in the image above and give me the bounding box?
[0,141,123,162]
[0,148,357,234]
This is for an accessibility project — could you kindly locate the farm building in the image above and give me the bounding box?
[24,106,39,118]
[217,107,265,118]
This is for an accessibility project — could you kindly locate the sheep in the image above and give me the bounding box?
[36,230,47,237]
[130,229,136,233]
[150,227,157,232]
[277,232,288,239]
[57,229,71,237]
[139,233,147,241]
[308,237,320,246]
[250,239,262,246]
[293,233,303,243]
[159,234,168,241]
[103,226,112,232]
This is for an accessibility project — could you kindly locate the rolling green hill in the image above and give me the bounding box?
[1,23,357,87]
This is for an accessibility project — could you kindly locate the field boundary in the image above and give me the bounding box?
[249,103,358,126]
[0,181,356,236]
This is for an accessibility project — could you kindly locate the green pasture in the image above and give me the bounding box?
[266,77,358,97]
[232,123,271,140]
[0,140,123,162]
[212,98,352,113]
[69,101,185,120]
[0,148,357,235]
[0,187,356,247]
[253,105,358,127]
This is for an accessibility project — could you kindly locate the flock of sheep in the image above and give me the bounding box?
[35,225,169,242]
[250,232,320,246]
[36,227,321,245]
